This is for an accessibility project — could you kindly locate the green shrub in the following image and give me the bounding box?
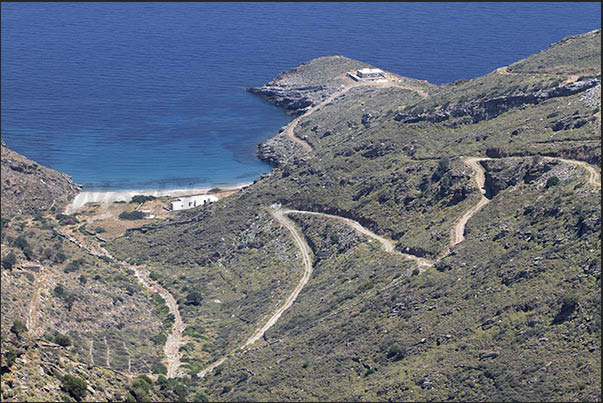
[151,363,167,375]
[64,259,84,273]
[562,293,580,308]
[182,324,205,338]
[0,217,10,228]
[130,195,157,204]
[208,188,222,194]
[61,374,87,401]
[55,333,72,347]
[163,314,175,329]
[4,346,18,369]
[387,343,407,361]
[119,211,146,220]
[2,252,17,270]
[78,225,90,235]
[553,293,580,324]
[357,281,374,293]
[171,382,189,399]
[126,375,154,401]
[54,284,66,297]
[13,235,29,250]
[185,290,203,306]
[22,245,35,260]
[95,226,107,233]
[10,320,27,338]
[438,156,450,172]
[54,252,68,264]
[191,392,210,402]
[546,176,560,188]
[42,248,53,261]
[132,375,153,392]
[156,375,169,390]
[128,387,150,403]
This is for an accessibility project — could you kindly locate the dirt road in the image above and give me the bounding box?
[26,271,50,338]
[132,267,186,378]
[197,205,432,378]
[54,226,186,378]
[451,157,491,246]
[451,155,600,247]
[545,157,601,188]
[283,209,433,268]
[282,73,429,152]
[197,207,314,378]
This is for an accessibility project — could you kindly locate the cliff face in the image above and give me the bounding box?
[1,141,81,217]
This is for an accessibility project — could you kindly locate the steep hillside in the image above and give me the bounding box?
[1,29,600,402]
[1,141,81,217]
[103,29,600,401]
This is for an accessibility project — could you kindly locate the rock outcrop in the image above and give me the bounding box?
[247,85,340,117]
[255,126,308,166]
[1,141,81,217]
[395,77,601,125]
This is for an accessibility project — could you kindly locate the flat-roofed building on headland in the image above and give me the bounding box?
[357,68,385,79]
[347,68,386,82]
[170,195,218,211]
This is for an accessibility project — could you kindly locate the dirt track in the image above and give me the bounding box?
[53,227,186,378]
[132,267,186,378]
[282,72,429,152]
[451,157,491,246]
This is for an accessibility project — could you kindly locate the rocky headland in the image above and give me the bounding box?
[1,29,601,402]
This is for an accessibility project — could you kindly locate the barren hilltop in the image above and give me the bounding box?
[1,29,600,402]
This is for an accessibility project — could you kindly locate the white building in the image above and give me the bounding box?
[169,195,218,211]
[357,68,385,79]
[347,68,386,82]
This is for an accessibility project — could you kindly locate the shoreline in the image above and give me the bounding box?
[65,182,252,214]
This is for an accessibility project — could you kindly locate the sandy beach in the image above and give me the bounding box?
[65,182,251,214]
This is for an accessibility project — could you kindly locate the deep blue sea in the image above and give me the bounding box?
[2,3,601,190]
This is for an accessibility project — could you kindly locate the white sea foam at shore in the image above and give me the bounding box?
[65,183,251,214]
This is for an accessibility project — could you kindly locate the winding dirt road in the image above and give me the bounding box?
[450,156,601,246]
[451,157,491,246]
[197,205,432,378]
[196,154,600,378]
[53,227,186,378]
[197,208,315,378]
[54,151,598,381]
[283,73,429,152]
[283,209,433,268]
[545,157,601,188]
[132,266,186,378]
[244,209,314,346]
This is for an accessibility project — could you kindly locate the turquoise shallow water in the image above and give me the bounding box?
[1,3,600,190]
